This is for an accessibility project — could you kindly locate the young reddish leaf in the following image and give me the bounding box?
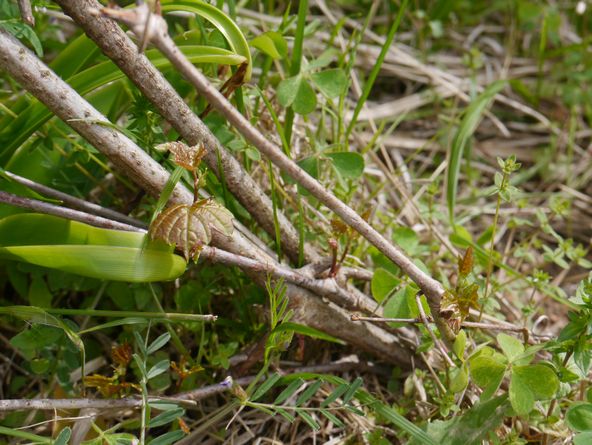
[459,246,474,277]
[150,199,234,260]
[156,141,206,171]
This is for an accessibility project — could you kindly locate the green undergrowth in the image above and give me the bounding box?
[1,0,591,444]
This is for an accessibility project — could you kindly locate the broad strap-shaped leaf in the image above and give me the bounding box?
[0,214,186,282]
[150,199,234,260]
[161,0,252,80]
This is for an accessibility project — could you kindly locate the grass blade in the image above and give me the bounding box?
[161,0,251,80]
[345,0,408,139]
[251,373,282,402]
[446,80,505,224]
[274,378,304,405]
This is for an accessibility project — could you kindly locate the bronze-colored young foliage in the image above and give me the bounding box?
[150,199,234,260]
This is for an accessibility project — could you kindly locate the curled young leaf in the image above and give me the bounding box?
[156,141,206,171]
[459,246,474,277]
[150,199,234,260]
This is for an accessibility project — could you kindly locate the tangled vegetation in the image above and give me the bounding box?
[1,0,592,444]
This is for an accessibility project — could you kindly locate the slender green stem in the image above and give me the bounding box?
[0,426,51,443]
[297,196,305,267]
[47,308,215,322]
[139,326,151,445]
[257,87,289,154]
[284,0,308,145]
[268,160,283,260]
[345,0,408,139]
[148,284,191,359]
[479,172,507,321]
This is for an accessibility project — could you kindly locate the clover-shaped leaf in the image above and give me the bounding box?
[150,199,234,260]
[509,364,559,415]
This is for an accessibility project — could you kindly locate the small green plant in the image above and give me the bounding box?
[132,328,186,445]
[232,374,365,431]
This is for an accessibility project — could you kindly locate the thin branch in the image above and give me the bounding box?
[0,359,379,412]
[97,3,455,346]
[17,0,35,26]
[200,246,378,313]
[0,190,142,232]
[352,315,548,339]
[415,294,455,367]
[3,170,145,228]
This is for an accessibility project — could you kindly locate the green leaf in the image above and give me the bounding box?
[497,333,524,363]
[292,79,317,115]
[0,21,43,57]
[10,325,60,360]
[514,364,559,399]
[297,410,320,430]
[1,306,84,355]
[147,333,171,355]
[79,317,148,335]
[469,355,506,399]
[298,156,319,179]
[383,285,418,327]
[147,359,170,380]
[0,214,186,282]
[149,407,185,428]
[161,0,252,80]
[320,383,350,408]
[149,401,181,411]
[310,69,348,98]
[53,427,71,445]
[342,377,363,404]
[147,430,185,445]
[509,365,559,415]
[320,408,344,427]
[450,364,469,393]
[354,391,437,445]
[251,373,282,402]
[275,408,296,422]
[453,330,467,360]
[371,268,401,303]
[28,276,52,308]
[274,379,304,405]
[251,31,287,59]
[30,358,50,374]
[392,227,420,255]
[277,75,301,107]
[151,165,185,224]
[277,75,317,114]
[575,432,592,445]
[447,80,505,223]
[307,49,339,70]
[509,371,535,415]
[133,354,147,379]
[0,245,186,283]
[326,152,365,179]
[409,396,508,445]
[567,403,592,432]
[295,380,323,406]
[271,322,344,344]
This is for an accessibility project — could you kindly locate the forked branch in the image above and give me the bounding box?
[97,1,456,346]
